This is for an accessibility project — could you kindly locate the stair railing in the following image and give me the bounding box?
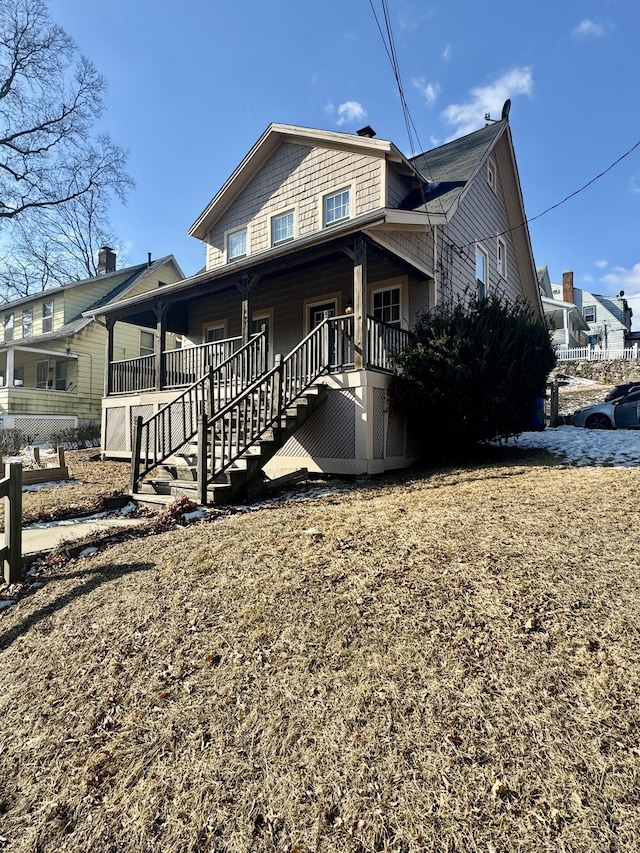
[130,328,267,492]
[196,314,351,502]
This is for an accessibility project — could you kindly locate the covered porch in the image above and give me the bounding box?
[96,230,431,487]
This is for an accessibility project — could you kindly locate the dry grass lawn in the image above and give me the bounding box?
[1,448,639,852]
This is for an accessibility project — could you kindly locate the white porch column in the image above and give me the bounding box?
[353,237,367,370]
[6,348,14,387]
[563,307,570,347]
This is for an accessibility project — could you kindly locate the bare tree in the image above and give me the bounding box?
[0,0,132,295]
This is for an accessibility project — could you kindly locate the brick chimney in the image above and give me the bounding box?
[562,270,574,304]
[98,246,116,274]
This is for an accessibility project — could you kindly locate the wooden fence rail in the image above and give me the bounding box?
[0,463,22,585]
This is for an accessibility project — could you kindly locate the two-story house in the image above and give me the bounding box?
[538,266,589,349]
[551,270,632,350]
[91,115,543,503]
[0,249,184,445]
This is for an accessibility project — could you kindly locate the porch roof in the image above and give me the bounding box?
[84,208,437,329]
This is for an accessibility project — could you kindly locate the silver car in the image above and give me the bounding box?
[572,388,640,429]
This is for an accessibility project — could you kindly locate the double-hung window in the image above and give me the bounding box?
[42,300,54,333]
[583,305,596,323]
[476,245,488,300]
[3,313,14,342]
[271,210,294,245]
[139,330,155,357]
[323,188,350,227]
[227,228,247,260]
[22,308,33,338]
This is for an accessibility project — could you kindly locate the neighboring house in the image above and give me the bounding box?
[538,266,589,348]
[91,116,542,501]
[551,270,632,350]
[0,249,184,444]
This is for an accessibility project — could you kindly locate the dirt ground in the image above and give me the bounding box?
[1,445,639,852]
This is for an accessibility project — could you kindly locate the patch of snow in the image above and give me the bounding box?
[182,507,209,522]
[79,547,99,557]
[506,426,640,467]
[119,502,137,516]
[0,599,15,610]
[23,481,70,492]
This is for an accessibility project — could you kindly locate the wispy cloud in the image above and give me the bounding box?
[572,19,605,40]
[412,77,440,107]
[601,263,640,295]
[336,100,366,127]
[629,176,640,194]
[324,101,335,117]
[442,67,533,139]
[594,259,608,269]
[443,44,452,62]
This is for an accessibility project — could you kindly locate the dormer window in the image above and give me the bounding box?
[227,227,247,261]
[323,188,350,227]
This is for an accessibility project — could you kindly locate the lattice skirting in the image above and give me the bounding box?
[276,388,357,459]
[12,416,78,446]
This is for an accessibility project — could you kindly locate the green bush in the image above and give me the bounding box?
[391,294,556,457]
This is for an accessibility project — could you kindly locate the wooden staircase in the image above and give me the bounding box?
[134,383,327,505]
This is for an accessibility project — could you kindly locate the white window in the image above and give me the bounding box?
[497,237,507,279]
[271,210,294,245]
[42,300,54,333]
[487,158,497,193]
[476,245,488,300]
[3,313,14,342]
[323,188,350,227]
[583,305,596,323]
[139,330,155,357]
[22,307,33,338]
[372,286,402,326]
[227,228,247,260]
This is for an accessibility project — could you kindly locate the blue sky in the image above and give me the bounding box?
[47,0,640,321]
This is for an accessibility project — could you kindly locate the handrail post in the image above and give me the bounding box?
[130,415,143,493]
[196,407,207,505]
[4,463,22,585]
[274,353,283,422]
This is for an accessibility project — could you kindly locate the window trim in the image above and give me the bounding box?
[476,244,489,300]
[497,237,507,279]
[270,208,295,246]
[322,186,352,228]
[225,226,249,262]
[583,305,596,323]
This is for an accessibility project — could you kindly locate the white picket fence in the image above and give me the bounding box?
[556,344,640,362]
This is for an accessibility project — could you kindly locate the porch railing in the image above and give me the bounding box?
[110,354,156,394]
[130,330,267,490]
[367,316,414,371]
[110,336,242,394]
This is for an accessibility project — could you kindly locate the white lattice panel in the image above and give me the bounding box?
[277,389,356,459]
[14,417,76,445]
[105,407,127,452]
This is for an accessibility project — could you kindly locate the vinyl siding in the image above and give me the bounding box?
[206,142,385,270]
[386,164,411,208]
[436,159,524,305]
